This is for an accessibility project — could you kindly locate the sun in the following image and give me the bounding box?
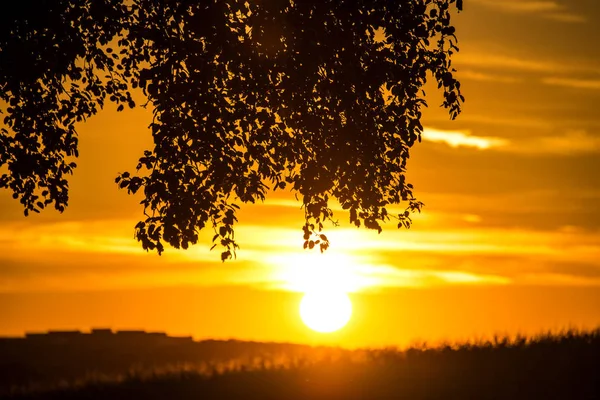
[268,251,361,333]
[300,290,352,333]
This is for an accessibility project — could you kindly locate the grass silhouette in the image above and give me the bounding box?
[4,329,599,399]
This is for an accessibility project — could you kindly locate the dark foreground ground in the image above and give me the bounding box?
[2,329,599,399]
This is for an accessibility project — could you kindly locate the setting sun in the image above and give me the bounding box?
[299,290,353,333]
[2,0,600,398]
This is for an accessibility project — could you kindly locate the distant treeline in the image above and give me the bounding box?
[2,329,600,399]
[0,330,345,395]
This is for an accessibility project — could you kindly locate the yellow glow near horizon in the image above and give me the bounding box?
[269,252,381,293]
[300,290,353,333]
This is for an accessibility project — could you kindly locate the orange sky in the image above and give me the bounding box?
[2,0,600,348]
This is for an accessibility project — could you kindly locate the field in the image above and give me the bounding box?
[2,329,599,399]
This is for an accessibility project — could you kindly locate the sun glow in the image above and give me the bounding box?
[266,252,361,332]
[300,290,352,333]
[269,251,379,293]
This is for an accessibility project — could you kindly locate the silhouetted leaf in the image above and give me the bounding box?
[0,0,463,259]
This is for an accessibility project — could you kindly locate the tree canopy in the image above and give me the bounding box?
[0,0,464,260]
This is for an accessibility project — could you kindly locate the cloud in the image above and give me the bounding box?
[544,13,587,23]
[458,70,521,84]
[544,261,600,279]
[543,77,600,90]
[453,130,600,155]
[455,52,563,73]
[462,214,483,223]
[3,210,600,293]
[454,114,555,130]
[421,126,600,155]
[454,48,600,80]
[539,130,600,153]
[421,127,508,150]
[471,0,585,23]
[513,130,600,155]
[474,0,562,13]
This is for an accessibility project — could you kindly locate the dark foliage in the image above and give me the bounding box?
[4,329,600,400]
[1,0,464,258]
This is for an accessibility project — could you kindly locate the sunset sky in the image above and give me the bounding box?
[2,0,600,348]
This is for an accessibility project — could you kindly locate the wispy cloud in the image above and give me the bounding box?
[525,130,600,154]
[543,77,600,90]
[475,0,562,13]
[455,47,600,78]
[471,0,585,23]
[419,126,600,155]
[466,130,600,155]
[544,13,587,23]
[3,208,600,292]
[484,130,600,155]
[422,128,508,150]
[455,52,564,73]
[459,69,521,84]
[453,114,555,130]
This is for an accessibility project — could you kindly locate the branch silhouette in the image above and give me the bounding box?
[0,0,464,260]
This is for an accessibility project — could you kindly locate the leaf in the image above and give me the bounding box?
[221,250,231,262]
[0,0,461,260]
